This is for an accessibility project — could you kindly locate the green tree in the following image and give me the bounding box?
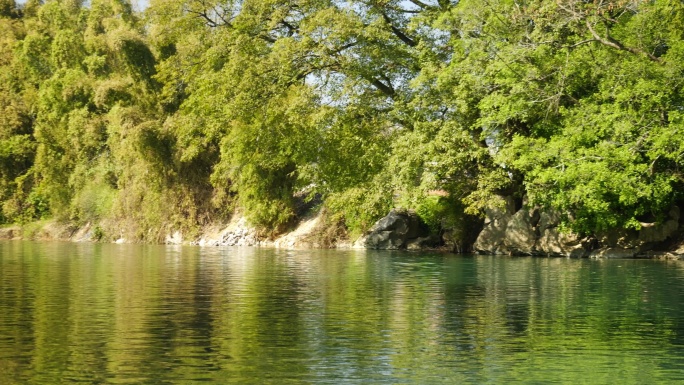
[2,0,683,244]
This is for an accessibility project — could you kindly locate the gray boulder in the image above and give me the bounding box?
[535,211,591,257]
[596,206,680,252]
[638,220,678,244]
[473,197,517,254]
[357,209,430,250]
[502,207,539,255]
[537,228,590,258]
[474,197,590,257]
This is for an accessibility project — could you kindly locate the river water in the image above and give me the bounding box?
[1,241,684,384]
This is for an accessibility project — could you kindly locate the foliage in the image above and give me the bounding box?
[1,0,683,241]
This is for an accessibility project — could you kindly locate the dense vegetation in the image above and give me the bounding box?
[1,0,684,242]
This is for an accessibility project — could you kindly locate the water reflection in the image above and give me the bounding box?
[1,242,684,383]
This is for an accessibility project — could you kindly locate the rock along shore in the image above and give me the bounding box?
[2,201,684,259]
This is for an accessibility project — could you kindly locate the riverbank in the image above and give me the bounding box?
[2,206,684,260]
[0,210,352,250]
[470,200,684,260]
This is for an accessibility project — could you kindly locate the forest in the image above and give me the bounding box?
[1,0,683,243]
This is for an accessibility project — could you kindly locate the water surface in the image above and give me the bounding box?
[1,241,684,383]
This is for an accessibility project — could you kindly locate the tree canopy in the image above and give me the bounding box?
[2,0,684,241]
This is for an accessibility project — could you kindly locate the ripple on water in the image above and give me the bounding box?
[2,243,684,383]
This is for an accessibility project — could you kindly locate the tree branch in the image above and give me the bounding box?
[564,38,597,48]
[326,41,358,56]
[381,12,418,47]
[280,20,299,36]
[259,34,277,43]
[187,8,219,28]
[364,75,396,98]
[212,5,232,27]
[408,0,432,9]
[585,19,661,63]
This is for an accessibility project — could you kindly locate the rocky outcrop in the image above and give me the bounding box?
[0,226,21,240]
[3,200,683,259]
[165,231,183,245]
[354,209,431,250]
[472,197,518,254]
[271,212,325,249]
[640,206,680,244]
[472,197,579,256]
[191,216,261,247]
[589,206,681,258]
[473,197,682,258]
[220,227,260,246]
[190,210,328,248]
[536,211,594,258]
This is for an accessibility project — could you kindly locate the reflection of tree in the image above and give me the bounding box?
[0,242,38,384]
[2,244,684,383]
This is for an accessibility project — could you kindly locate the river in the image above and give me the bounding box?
[1,241,684,383]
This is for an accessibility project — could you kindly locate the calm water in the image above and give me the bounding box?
[1,242,684,384]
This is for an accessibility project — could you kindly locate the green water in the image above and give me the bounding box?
[1,241,684,384]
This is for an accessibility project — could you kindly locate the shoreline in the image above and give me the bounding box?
[2,214,683,260]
